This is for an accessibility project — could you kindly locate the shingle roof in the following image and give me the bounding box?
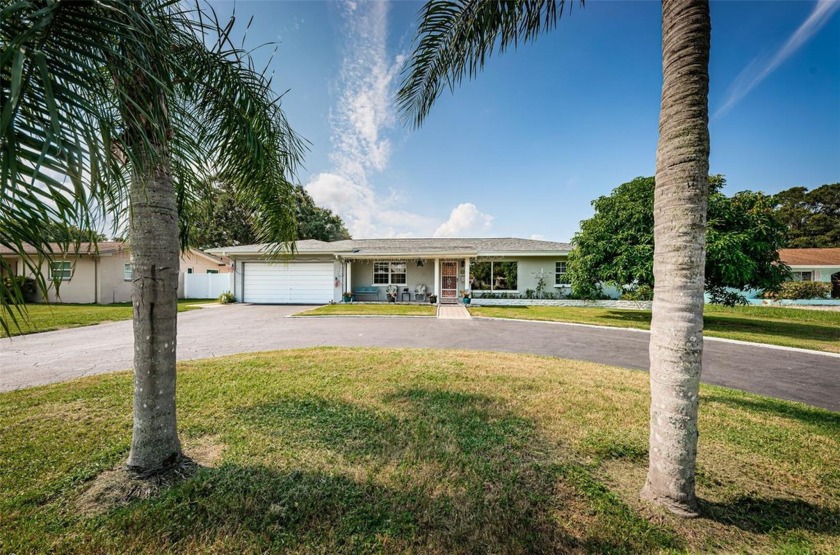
[0,241,126,256]
[208,237,572,257]
[779,248,840,266]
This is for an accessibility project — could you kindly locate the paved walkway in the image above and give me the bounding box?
[437,305,471,319]
[1,304,837,411]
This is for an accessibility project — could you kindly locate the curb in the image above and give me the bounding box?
[469,316,840,359]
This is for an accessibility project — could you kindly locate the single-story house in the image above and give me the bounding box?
[778,248,840,298]
[207,238,574,304]
[0,242,231,304]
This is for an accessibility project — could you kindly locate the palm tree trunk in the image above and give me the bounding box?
[126,151,183,474]
[641,0,711,517]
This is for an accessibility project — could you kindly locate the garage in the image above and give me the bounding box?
[242,262,334,304]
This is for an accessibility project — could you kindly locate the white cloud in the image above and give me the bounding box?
[715,0,840,119]
[433,203,494,238]
[306,0,428,237]
[529,234,545,241]
[305,1,498,239]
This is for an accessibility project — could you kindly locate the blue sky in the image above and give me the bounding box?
[211,0,840,241]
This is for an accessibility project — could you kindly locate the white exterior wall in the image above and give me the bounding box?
[789,265,840,283]
[22,256,97,304]
[96,252,133,304]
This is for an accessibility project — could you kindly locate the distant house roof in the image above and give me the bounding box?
[779,248,840,266]
[208,237,572,258]
[0,242,227,263]
[0,241,127,256]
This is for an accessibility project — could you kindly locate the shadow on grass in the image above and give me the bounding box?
[67,389,681,554]
[700,496,840,534]
[704,315,839,343]
[703,393,840,431]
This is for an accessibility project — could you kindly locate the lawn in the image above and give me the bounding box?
[469,304,840,353]
[297,303,437,317]
[0,299,217,338]
[1,348,837,554]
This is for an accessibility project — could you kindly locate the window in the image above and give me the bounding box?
[186,268,194,274]
[124,263,132,281]
[206,269,219,274]
[49,261,72,281]
[373,261,406,284]
[555,261,568,285]
[469,261,517,291]
[792,271,813,282]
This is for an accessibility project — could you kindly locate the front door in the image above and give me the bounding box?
[441,260,459,303]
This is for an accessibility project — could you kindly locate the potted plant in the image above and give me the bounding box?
[461,289,471,304]
[342,291,353,303]
[429,294,437,304]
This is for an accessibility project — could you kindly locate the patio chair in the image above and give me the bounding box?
[414,284,427,302]
[386,284,399,303]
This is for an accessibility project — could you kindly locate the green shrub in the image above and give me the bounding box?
[621,285,653,301]
[707,286,748,307]
[1,276,37,304]
[775,281,830,300]
[217,291,235,304]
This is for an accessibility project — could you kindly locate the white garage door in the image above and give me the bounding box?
[243,262,334,304]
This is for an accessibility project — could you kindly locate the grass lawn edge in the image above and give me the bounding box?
[469,314,840,357]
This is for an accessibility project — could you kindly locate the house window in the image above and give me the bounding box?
[49,261,72,281]
[555,261,568,285]
[373,261,407,285]
[470,261,517,290]
[206,269,219,274]
[187,268,194,274]
[124,263,132,281]
[791,271,813,282]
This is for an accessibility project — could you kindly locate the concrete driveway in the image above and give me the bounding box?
[1,304,838,411]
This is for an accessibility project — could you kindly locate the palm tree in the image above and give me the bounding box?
[1,0,302,475]
[398,0,710,516]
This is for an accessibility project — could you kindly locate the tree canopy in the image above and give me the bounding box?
[773,183,840,248]
[188,181,350,249]
[568,176,789,298]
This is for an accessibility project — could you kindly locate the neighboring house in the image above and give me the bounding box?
[778,248,840,298]
[207,238,572,304]
[0,242,230,304]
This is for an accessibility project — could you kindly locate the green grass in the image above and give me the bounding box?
[1,348,837,554]
[297,303,437,317]
[1,299,216,338]
[469,304,840,353]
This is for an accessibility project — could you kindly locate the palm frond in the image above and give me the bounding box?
[397,0,580,127]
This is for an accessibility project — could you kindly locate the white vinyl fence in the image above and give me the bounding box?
[184,273,232,299]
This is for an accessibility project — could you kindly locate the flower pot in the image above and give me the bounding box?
[463,297,471,304]
[429,295,437,304]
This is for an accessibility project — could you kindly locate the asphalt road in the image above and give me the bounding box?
[1,304,837,411]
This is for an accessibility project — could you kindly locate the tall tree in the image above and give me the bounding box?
[642,0,710,516]
[293,185,352,242]
[568,175,789,301]
[189,182,351,248]
[397,0,712,515]
[773,183,840,248]
[2,0,302,475]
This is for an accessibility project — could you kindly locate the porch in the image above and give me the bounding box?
[339,256,473,305]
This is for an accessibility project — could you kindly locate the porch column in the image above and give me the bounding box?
[346,261,352,292]
[433,258,440,301]
[464,257,470,292]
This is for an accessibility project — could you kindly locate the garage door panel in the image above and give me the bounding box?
[243,262,333,304]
